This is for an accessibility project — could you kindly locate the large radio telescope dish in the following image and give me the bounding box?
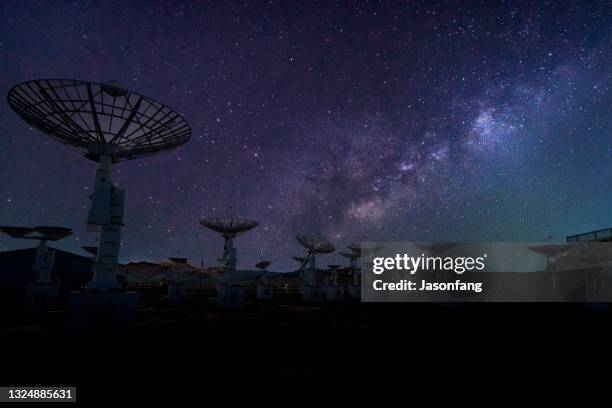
[199,217,259,237]
[7,79,191,161]
[296,234,335,254]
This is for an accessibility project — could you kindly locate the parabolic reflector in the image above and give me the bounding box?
[296,234,335,254]
[7,79,191,162]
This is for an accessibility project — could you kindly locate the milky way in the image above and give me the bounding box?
[0,1,610,270]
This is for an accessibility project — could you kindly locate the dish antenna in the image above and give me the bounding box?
[199,209,258,308]
[292,256,306,263]
[339,251,359,268]
[8,79,191,292]
[0,226,72,284]
[255,260,271,282]
[339,250,361,287]
[296,234,334,286]
[347,244,361,253]
[199,214,259,286]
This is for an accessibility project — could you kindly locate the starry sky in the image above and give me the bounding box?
[0,0,610,271]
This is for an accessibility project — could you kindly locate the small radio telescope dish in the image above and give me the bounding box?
[0,225,73,241]
[7,78,191,291]
[33,226,73,241]
[296,234,334,286]
[0,225,72,284]
[347,244,361,253]
[199,214,258,286]
[200,217,259,238]
[255,260,271,270]
[169,257,188,264]
[292,256,306,263]
[339,251,361,284]
[296,234,335,254]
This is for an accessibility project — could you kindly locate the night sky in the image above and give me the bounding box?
[0,1,610,271]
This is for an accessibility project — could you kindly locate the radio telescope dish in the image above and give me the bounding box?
[7,79,191,162]
[292,256,306,263]
[0,225,72,284]
[340,251,361,284]
[255,260,271,270]
[200,215,258,287]
[296,234,334,286]
[296,234,335,254]
[347,244,361,253]
[8,78,191,292]
[199,217,259,237]
[0,225,73,241]
[33,226,73,241]
[169,257,188,264]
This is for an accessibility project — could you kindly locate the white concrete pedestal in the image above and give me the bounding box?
[256,285,274,300]
[65,291,138,331]
[25,283,59,310]
[347,286,361,299]
[325,286,345,302]
[168,282,187,303]
[217,286,245,308]
[300,285,324,302]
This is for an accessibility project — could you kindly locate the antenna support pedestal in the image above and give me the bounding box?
[87,174,126,291]
[87,148,114,228]
[25,240,60,310]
